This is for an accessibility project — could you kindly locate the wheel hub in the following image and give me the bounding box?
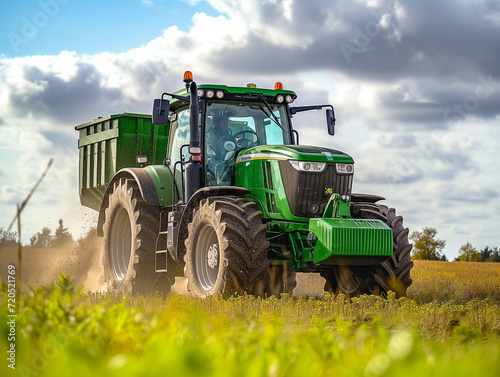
[109,206,132,281]
[194,224,220,291]
[207,243,219,269]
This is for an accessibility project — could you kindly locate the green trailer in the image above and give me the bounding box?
[76,72,413,298]
[76,113,169,210]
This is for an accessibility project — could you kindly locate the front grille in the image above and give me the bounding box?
[279,161,353,218]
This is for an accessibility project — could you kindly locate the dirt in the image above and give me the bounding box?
[293,273,326,297]
[1,242,326,296]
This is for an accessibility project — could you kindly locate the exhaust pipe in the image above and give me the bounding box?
[185,81,202,201]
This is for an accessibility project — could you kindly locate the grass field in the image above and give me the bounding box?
[409,260,500,303]
[2,260,500,376]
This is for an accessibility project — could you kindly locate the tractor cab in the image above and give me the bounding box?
[156,76,299,199]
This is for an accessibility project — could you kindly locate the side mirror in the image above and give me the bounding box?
[326,108,336,136]
[152,98,170,125]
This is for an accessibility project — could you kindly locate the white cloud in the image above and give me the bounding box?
[1,186,22,204]
[484,12,500,27]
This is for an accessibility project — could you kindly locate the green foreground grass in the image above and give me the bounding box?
[2,263,500,377]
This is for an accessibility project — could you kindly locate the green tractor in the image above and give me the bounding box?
[76,71,413,298]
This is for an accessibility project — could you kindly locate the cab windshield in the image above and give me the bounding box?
[204,100,291,186]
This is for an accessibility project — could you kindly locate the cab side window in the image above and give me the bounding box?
[169,108,190,164]
[168,108,190,199]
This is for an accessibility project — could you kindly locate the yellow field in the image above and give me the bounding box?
[2,259,500,377]
[409,260,500,303]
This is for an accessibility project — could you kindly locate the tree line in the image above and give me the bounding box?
[410,227,499,262]
[0,218,74,248]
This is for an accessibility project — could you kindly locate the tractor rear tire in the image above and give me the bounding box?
[102,178,175,296]
[322,203,413,298]
[265,265,297,297]
[184,196,270,298]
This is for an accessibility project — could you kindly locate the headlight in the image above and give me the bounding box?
[289,160,326,172]
[275,94,284,103]
[336,163,354,174]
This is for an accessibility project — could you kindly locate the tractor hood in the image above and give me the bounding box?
[235,145,354,164]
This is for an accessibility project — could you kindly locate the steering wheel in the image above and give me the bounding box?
[233,130,259,148]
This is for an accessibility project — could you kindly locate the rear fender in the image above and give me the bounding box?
[97,168,161,236]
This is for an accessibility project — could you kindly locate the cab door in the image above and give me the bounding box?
[167,107,190,202]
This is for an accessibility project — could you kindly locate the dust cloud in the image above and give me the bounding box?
[0,238,106,292]
[0,240,325,296]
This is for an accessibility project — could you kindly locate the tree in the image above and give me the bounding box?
[0,227,17,247]
[481,246,493,262]
[480,246,500,262]
[491,248,500,262]
[409,227,446,260]
[52,218,74,247]
[458,242,481,262]
[30,227,53,248]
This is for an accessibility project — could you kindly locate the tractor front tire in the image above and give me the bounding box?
[184,196,269,298]
[322,203,413,298]
[102,178,175,296]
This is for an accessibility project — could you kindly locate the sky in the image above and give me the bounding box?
[0,0,499,260]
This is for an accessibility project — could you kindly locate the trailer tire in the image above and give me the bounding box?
[184,196,269,298]
[102,178,175,296]
[265,265,297,297]
[322,203,413,298]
